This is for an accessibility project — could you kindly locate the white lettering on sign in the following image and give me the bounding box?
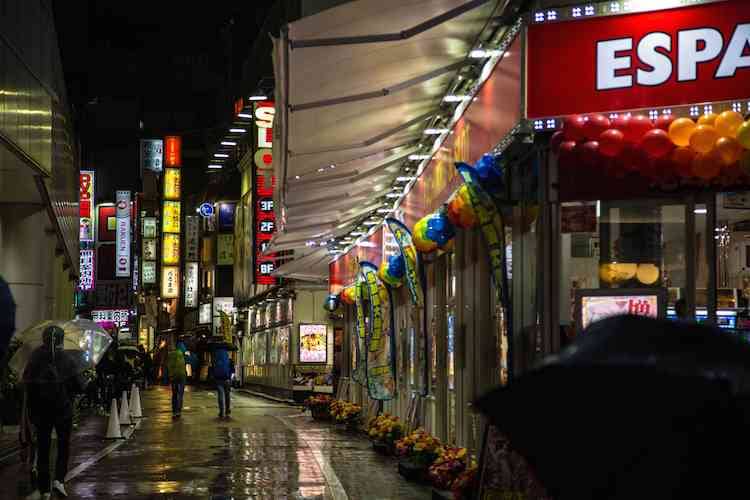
[596,23,750,90]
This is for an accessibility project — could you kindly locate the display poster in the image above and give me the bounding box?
[164,168,181,200]
[161,266,179,298]
[140,139,163,173]
[142,239,157,261]
[164,136,182,167]
[162,233,180,265]
[218,202,236,231]
[299,324,327,364]
[213,297,234,332]
[561,204,598,233]
[185,216,200,261]
[162,201,181,233]
[79,249,95,291]
[217,233,234,266]
[184,262,198,308]
[580,295,659,330]
[142,217,157,238]
[79,171,94,242]
[142,261,156,284]
[199,303,211,324]
[92,309,130,330]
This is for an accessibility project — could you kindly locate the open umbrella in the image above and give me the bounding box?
[474,315,750,499]
[9,319,114,381]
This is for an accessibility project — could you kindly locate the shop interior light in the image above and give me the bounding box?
[221,141,237,146]
[229,128,246,133]
[443,95,469,103]
[208,164,222,169]
[236,113,252,119]
[694,208,708,214]
[424,128,449,135]
[408,154,431,160]
[248,94,268,101]
[214,153,229,158]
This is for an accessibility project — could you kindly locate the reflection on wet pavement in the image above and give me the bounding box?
[0,386,431,499]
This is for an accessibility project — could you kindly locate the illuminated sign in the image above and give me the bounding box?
[299,324,328,364]
[164,168,181,200]
[162,233,180,265]
[79,171,94,242]
[161,266,179,298]
[185,216,199,261]
[115,191,130,278]
[142,261,156,284]
[217,233,234,266]
[92,309,130,329]
[140,139,163,173]
[580,295,659,331]
[198,203,214,218]
[162,201,181,233]
[164,136,182,167]
[199,303,211,324]
[527,2,750,118]
[184,262,198,308]
[132,255,139,291]
[79,249,95,291]
[253,101,277,285]
[142,217,157,238]
[142,239,157,260]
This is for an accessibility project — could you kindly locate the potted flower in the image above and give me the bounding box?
[367,413,404,455]
[395,428,442,482]
[450,462,479,500]
[303,394,333,420]
[330,399,362,430]
[428,446,476,497]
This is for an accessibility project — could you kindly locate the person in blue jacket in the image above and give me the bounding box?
[211,344,234,418]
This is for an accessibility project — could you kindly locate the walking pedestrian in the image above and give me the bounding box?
[166,338,187,418]
[211,343,234,419]
[23,326,87,500]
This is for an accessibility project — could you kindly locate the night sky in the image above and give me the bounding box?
[52,1,275,201]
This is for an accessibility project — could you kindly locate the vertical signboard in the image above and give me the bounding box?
[162,201,181,233]
[142,261,156,284]
[164,136,182,168]
[79,171,95,242]
[185,216,199,261]
[115,190,131,278]
[217,234,234,266]
[161,135,181,298]
[253,101,277,285]
[140,139,163,174]
[162,266,179,298]
[184,262,198,308]
[163,168,181,200]
[142,217,157,238]
[162,233,180,265]
[79,249,95,291]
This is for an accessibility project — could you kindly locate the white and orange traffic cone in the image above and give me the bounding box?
[105,399,123,439]
[119,390,132,425]
[130,384,143,418]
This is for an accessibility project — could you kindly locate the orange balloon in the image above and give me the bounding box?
[668,118,696,147]
[715,110,745,138]
[671,147,696,177]
[689,125,720,154]
[698,113,718,127]
[715,137,743,166]
[692,151,722,180]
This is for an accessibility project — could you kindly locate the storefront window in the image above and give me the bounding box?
[446,251,457,444]
[278,326,290,365]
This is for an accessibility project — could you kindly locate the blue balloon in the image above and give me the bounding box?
[323,294,340,312]
[474,154,504,195]
[426,211,456,246]
[387,255,405,278]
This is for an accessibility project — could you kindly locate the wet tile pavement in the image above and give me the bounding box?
[0,386,431,499]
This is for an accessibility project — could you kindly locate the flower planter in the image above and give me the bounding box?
[398,459,431,484]
[372,441,394,456]
[310,406,331,421]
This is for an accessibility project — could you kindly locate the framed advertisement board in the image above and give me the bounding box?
[298,323,328,364]
[574,288,667,334]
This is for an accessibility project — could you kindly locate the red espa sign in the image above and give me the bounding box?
[527,1,750,118]
[254,101,276,285]
[164,136,182,167]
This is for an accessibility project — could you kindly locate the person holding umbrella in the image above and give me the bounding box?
[23,325,88,499]
[166,338,187,418]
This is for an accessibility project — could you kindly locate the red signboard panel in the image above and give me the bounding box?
[97,205,116,242]
[164,136,182,167]
[254,101,277,285]
[527,1,750,118]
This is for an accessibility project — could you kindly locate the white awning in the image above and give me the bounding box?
[270,0,503,259]
[272,248,331,282]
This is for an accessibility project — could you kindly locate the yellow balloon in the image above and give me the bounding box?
[737,121,750,149]
[715,111,745,138]
[668,118,696,147]
[715,136,743,166]
[636,264,660,285]
[689,125,720,154]
[697,113,718,127]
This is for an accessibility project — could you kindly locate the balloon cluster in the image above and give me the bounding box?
[413,207,456,253]
[553,110,750,187]
[340,285,357,305]
[447,185,478,229]
[378,254,405,288]
[323,293,340,312]
[474,154,504,195]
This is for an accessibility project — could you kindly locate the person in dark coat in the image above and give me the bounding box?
[211,344,234,418]
[24,326,87,499]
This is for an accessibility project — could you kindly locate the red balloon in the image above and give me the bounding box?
[563,115,587,141]
[617,144,648,172]
[583,114,611,140]
[581,141,600,167]
[655,114,675,131]
[640,129,675,158]
[612,114,631,132]
[599,129,625,157]
[550,130,565,154]
[623,115,654,143]
[558,141,578,168]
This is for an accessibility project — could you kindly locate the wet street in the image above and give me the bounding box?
[0,386,431,499]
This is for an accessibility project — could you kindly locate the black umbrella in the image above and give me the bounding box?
[474,315,750,499]
[0,275,16,358]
